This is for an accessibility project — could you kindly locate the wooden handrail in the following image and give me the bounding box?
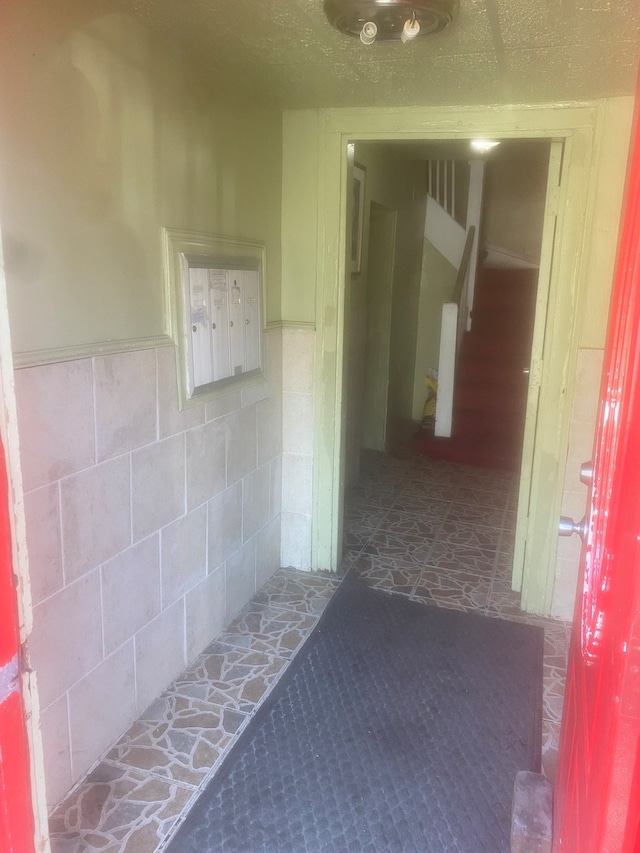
[452,225,476,306]
[435,224,476,438]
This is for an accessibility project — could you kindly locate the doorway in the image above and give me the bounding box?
[341,138,558,608]
[304,104,602,619]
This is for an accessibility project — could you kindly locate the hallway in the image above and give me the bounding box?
[48,452,568,852]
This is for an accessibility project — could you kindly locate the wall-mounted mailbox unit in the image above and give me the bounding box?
[187,264,261,387]
[163,229,266,409]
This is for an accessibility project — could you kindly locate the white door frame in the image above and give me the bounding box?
[310,103,604,616]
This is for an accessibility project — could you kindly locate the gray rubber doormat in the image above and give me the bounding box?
[167,573,544,852]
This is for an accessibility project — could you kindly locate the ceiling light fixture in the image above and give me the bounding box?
[360,20,378,44]
[324,0,458,44]
[401,13,421,43]
[470,139,501,153]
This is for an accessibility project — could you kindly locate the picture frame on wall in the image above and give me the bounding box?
[351,163,366,274]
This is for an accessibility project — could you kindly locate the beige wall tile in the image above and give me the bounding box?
[256,516,281,589]
[561,488,590,523]
[563,421,597,493]
[241,379,269,407]
[257,394,283,466]
[269,455,282,521]
[185,564,226,663]
[208,483,242,571]
[68,641,136,781]
[571,348,604,424]
[243,463,270,541]
[281,511,311,570]
[282,453,313,515]
[101,536,161,655]
[186,418,226,511]
[60,455,131,583]
[40,695,72,810]
[282,328,314,394]
[264,326,283,394]
[132,434,185,541]
[15,359,95,492]
[282,392,314,455]
[556,527,582,563]
[157,345,205,439]
[226,405,257,485]
[161,505,207,606]
[94,349,157,461]
[225,539,256,622]
[30,570,102,708]
[552,557,581,622]
[205,390,241,422]
[135,599,185,714]
[24,482,63,605]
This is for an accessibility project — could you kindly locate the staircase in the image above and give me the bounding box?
[414,267,537,471]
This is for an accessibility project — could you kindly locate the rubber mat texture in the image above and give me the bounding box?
[167,574,543,852]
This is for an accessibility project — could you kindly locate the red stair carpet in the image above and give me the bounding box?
[414,267,537,472]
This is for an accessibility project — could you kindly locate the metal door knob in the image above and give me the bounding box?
[558,515,588,540]
[580,461,594,486]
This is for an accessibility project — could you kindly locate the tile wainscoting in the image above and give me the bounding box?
[16,333,283,809]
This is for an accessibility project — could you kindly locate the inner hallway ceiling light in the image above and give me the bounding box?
[323,0,458,44]
[470,139,502,153]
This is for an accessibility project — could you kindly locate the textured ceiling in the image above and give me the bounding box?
[126,0,640,109]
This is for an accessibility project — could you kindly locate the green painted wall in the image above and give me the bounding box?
[482,148,550,265]
[0,2,282,358]
[353,143,427,448]
[281,111,319,325]
[342,143,425,483]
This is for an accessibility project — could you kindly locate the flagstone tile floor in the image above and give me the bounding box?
[48,450,569,852]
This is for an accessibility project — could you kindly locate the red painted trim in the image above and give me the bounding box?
[0,440,35,853]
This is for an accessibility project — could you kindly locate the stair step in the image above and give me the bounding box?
[455,388,527,414]
[457,362,529,383]
[416,266,538,472]
[460,339,531,360]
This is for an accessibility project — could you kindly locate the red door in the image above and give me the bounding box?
[0,438,35,851]
[554,80,640,851]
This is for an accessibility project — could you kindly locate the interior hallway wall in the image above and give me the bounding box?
[482,148,549,266]
[344,145,427,489]
[0,1,283,358]
[0,1,284,808]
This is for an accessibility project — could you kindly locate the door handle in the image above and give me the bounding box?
[580,461,594,486]
[558,515,588,540]
[557,460,593,540]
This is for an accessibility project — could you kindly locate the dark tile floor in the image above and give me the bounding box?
[48,451,568,852]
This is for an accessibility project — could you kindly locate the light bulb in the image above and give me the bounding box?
[360,21,377,45]
[401,17,421,43]
[470,139,501,153]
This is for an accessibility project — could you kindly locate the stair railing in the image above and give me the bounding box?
[427,160,456,220]
[435,225,476,438]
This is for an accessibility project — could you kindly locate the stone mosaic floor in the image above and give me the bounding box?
[48,451,569,852]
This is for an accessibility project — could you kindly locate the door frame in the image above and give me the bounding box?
[309,102,615,616]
